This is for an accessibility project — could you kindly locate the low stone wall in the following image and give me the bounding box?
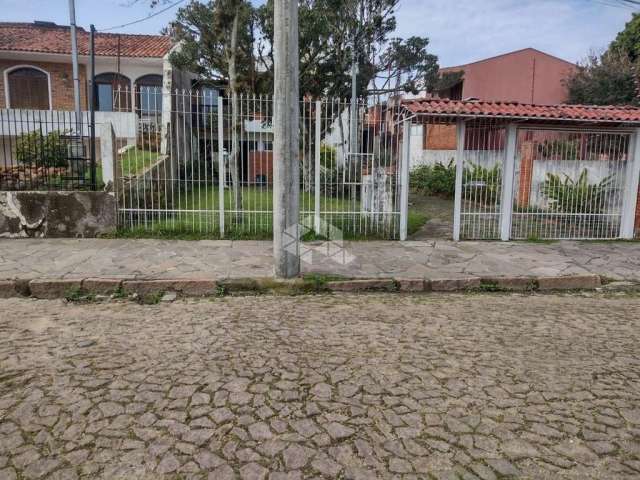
[0,191,116,238]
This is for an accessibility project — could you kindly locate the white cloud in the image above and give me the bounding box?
[394,0,633,66]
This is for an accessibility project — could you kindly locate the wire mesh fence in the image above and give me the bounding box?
[459,119,507,240]
[511,128,631,240]
[112,88,405,240]
[0,109,96,191]
[416,117,639,241]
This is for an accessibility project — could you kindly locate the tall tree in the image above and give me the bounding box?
[610,12,640,63]
[257,0,441,98]
[566,52,638,106]
[168,0,258,211]
[566,13,640,106]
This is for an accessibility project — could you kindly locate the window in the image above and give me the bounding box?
[198,86,221,127]
[6,67,50,109]
[135,75,163,117]
[201,87,219,110]
[94,73,131,112]
[439,81,463,101]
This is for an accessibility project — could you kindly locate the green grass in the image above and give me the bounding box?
[120,148,160,177]
[177,185,358,212]
[83,163,103,189]
[113,185,428,241]
[408,211,428,236]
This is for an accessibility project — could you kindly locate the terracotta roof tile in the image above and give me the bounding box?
[402,98,640,124]
[0,22,172,58]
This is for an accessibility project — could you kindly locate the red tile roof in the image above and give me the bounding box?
[0,22,172,58]
[403,98,640,124]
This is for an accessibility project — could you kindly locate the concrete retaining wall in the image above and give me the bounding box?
[0,191,116,238]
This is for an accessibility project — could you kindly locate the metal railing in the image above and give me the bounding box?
[112,88,406,239]
[0,109,97,191]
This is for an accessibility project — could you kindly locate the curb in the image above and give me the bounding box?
[0,273,616,300]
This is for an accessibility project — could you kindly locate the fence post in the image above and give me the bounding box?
[100,122,119,221]
[453,119,466,241]
[218,96,225,237]
[399,118,411,241]
[314,100,322,234]
[100,122,116,186]
[621,128,640,239]
[500,123,518,241]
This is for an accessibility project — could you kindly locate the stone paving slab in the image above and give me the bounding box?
[0,238,639,281]
[1,293,640,479]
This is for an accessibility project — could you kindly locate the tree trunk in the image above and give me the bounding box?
[229,9,243,216]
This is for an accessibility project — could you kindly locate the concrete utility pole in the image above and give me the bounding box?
[273,0,300,278]
[68,0,82,127]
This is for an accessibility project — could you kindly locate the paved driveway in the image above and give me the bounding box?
[1,293,639,479]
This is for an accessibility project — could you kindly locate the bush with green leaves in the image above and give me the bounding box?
[319,144,337,168]
[536,139,579,160]
[16,130,68,168]
[541,169,613,214]
[410,159,456,197]
[462,162,502,205]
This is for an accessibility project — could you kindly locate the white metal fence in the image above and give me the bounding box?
[511,128,631,240]
[456,118,506,240]
[110,88,406,240]
[450,120,640,241]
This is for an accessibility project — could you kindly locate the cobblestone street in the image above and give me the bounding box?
[0,293,639,480]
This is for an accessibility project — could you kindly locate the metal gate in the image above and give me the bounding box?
[454,120,640,241]
[511,127,631,240]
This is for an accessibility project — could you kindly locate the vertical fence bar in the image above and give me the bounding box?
[399,118,411,241]
[314,100,321,233]
[218,95,225,237]
[453,119,466,241]
[500,123,517,241]
[620,128,640,238]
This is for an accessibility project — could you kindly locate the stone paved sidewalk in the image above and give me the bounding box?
[1,293,640,479]
[1,238,639,281]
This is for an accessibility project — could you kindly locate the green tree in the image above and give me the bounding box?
[566,13,640,106]
[566,51,638,106]
[257,0,441,98]
[167,0,260,211]
[610,12,640,62]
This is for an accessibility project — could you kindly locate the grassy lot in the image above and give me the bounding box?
[115,185,427,240]
[177,185,362,212]
[120,148,160,177]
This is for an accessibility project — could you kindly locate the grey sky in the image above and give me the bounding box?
[0,0,635,66]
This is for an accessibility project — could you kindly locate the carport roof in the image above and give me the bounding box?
[402,98,640,125]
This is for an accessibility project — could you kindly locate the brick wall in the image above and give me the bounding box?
[424,124,457,150]
[517,141,535,207]
[0,60,87,110]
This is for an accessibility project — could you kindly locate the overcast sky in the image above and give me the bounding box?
[0,0,636,66]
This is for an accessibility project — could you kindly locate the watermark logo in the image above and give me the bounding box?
[284,216,356,266]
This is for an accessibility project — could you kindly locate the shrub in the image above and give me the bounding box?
[536,138,580,160]
[319,145,337,168]
[410,159,456,197]
[16,130,68,168]
[463,163,502,205]
[541,169,613,214]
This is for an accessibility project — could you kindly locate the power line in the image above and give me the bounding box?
[98,0,187,32]
[593,0,640,9]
